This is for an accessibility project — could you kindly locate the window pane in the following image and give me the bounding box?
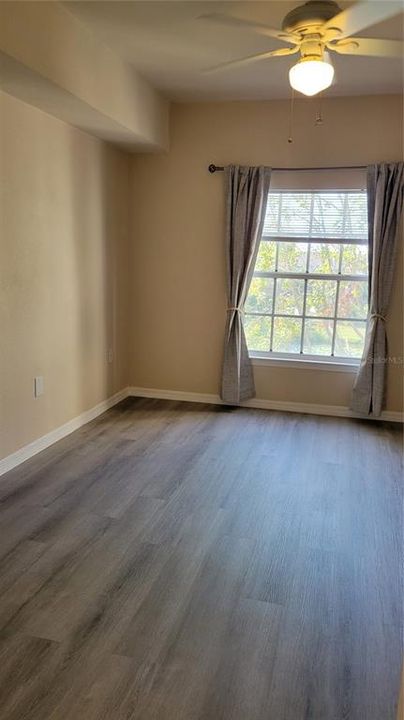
[244,316,271,352]
[306,280,337,317]
[337,281,368,319]
[311,193,368,239]
[345,194,368,238]
[245,278,274,313]
[263,192,368,240]
[264,193,312,236]
[255,240,276,272]
[275,278,305,315]
[272,317,302,353]
[264,194,282,235]
[312,194,345,237]
[277,242,308,273]
[309,243,340,274]
[303,319,334,356]
[334,320,366,358]
[340,244,368,275]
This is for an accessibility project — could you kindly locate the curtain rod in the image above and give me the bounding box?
[208,163,366,174]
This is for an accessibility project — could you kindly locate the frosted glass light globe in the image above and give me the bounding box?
[289,56,335,97]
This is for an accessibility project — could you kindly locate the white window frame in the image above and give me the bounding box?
[246,190,369,369]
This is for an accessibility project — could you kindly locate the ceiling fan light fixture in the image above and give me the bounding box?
[289,53,334,96]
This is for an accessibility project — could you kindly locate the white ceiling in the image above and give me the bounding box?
[64,1,404,101]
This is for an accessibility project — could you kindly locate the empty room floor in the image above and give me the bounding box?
[0,398,402,720]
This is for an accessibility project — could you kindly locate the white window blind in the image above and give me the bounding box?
[263,192,368,239]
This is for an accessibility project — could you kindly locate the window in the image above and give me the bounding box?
[245,191,368,362]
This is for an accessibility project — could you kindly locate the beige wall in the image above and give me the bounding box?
[0,91,130,459]
[129,96,403,412]
[0,1,169,150]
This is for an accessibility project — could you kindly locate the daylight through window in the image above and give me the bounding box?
[245,191,369,361]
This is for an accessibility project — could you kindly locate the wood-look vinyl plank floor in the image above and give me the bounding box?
[0,397,402,719]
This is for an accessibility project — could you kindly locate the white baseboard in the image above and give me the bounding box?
[128,386,403,423]
[0,388,129,477]
[1,384,402,478]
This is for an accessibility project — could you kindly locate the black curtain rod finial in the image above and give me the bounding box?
[209,164,224,173]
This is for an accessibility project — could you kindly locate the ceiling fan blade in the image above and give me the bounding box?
[328,37,403,58]
[324,1,403,40]
[269,47,301,57]
[198,13,298,44]
[203,46,300,74]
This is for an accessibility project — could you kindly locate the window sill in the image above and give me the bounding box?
[250,355,360,373]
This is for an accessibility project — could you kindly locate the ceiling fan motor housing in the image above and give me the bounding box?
[282,0,341,33]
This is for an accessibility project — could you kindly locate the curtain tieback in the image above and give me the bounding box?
[370,313,386,322]
[227,306,244,313]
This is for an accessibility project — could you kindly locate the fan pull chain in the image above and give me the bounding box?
[288,89,295,144]
[315,95,324,126]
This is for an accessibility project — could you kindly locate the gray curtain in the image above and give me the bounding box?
[221,165,271,403]
[351,162,404,417]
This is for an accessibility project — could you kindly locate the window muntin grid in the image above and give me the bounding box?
[245,191,368,361]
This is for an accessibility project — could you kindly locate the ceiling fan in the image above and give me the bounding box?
[200,1,404,96]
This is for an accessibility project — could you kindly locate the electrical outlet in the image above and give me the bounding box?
[34,376,44,398]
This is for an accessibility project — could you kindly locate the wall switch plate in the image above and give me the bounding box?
[34,376,44,398]
[107,348,113,364]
